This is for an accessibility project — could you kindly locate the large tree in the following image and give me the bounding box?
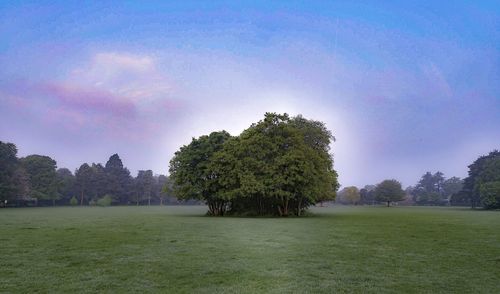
[170,113,339,216]
[20,155,59,205]
[169,131,231,215]
[75,163,93,205]
[374,179,405,207]
[461,150,500,209]
[105,154,132,204]
[0,141,19,204]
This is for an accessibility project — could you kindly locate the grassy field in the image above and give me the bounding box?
[1,206,499,293]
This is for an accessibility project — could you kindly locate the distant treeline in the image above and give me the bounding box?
[0,141,181,207]
[337,150,500,209]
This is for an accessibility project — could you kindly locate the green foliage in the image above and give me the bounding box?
[105,154,133,204]
[157,174,174,205]
[412,172,443,205]
[96,195,113,207]
[20,155,59,205]
[479,181,500,209]
[0,141,20,202]
[133,170,155,205]
[461,150,500,209]
[69,196,78,206]
[169,130,232,215]
[359,185,376,205]
[442,177,463,199]
[338,186,360,205]
[75,163,93,205]
[374,179,405,206]
[169,113,339,216]
[1,142,172,207]
[56,168,75,203]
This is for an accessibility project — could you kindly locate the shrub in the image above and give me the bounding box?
[69,196,78,206]
[97,195,113,207]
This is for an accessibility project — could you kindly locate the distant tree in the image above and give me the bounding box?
[337,186,360,205]
[343,186,360,205]
[412,171,448,205]
[442,177,463,203]
[12,166,31,205]
[461,150,500,209]
[450,190,470,206]
[156,174,173,205]
[56,168,75,203]
[400,186,416,206]
[75,163,93,205]
[90,163,107,202]
[374,179,405,207]
[134,170,155,205]
[105,154,132,204]
[20,155,59,206]
[0,141,19,204]
[360,185,376,205]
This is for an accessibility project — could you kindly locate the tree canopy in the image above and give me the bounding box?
[0,141,174,207]
[337,186,361,205]
[461,150,500,209]
[20,155,59,205]
[0,141,22,203]
[411,172,463,205]
[169,113,339,216]
[374,179,405,207]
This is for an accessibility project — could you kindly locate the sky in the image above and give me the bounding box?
[0,1,499,188]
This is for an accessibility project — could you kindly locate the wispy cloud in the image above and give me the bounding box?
[420,63,453,99]
[39,82,137,117]
[70,52,173,104]
[1,51,183,138]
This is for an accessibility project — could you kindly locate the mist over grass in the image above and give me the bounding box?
[1,206,499,293]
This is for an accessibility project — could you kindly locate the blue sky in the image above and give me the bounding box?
[1,1,499,187]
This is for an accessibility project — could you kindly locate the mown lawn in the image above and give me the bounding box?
[1,206,499,293]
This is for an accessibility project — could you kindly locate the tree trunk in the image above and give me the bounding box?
[148,196,151,206]
[52,199,55,206]
[387,201,390,207]
[80,190,84,206]
[259,196,264,215]
[160,198,163,206]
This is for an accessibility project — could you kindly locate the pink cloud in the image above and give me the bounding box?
[37,82,137,118]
